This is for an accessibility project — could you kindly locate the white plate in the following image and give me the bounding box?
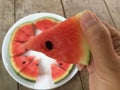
[2,13,78,90]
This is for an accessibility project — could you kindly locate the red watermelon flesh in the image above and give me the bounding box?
[57,61,74,73]
[51,64,68,83]
[20,22,34,36]
[34,18,59,31]
[23,11,91,65]
[11,56,34,73]
[9,22,36,56]
[9,41,26,56]
[12,28,29,42]
[19,60,40,81]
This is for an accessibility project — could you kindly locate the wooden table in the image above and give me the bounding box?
[0,0,120,90]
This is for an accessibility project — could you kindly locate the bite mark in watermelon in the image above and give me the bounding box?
[34,17,59,31]
[51,64,68,83]
[23,11,91,65]
[19,60,40,81]
[11,56,34,73]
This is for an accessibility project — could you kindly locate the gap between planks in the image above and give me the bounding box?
[103,0,117,28]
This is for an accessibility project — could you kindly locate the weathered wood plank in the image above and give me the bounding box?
[104,0,120,29]
[0,0,17,90]
[62,0,115,90]
[79,70,89,90]
[15,0,83,90]
[15,0,64,20]
[62,0,114,25]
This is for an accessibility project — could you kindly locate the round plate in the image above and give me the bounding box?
[2,13,78,90]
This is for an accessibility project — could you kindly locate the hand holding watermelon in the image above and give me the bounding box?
[78,11,120,90]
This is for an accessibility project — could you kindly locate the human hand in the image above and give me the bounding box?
[77,11,120,90]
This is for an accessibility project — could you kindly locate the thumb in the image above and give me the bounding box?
[80,11,116,63]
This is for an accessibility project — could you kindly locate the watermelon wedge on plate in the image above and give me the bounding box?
[19,59,40,82]
[12,27,29,42]
[23,11,91,65]
[9,41,26,56]
[19,22,35,36]
[57,61,74,73]
[10,56,34,73]
[51,64,69,83]
[34,17,60,31]
[51,61,74,83]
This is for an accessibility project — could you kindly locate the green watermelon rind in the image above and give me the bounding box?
[60,64,74,73]
[10,58,20,73]
[10,21,33,40]
[17,22,33,29]
[80,43,91,65]
[18,22,35,36]
[9,27,18,56]
[18,72,36,82]
[33,16,61,24]
[66,64,74,73]
[9,21,33,41]
[9,41,26,57]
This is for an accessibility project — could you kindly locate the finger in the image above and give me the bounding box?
[76,64,86,71]
[103,22,120,37]
[103,22,120,50]
[80,11,116,63]
[87,56,94,73]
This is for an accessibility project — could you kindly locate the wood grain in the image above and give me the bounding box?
[62,0,114,25]
[15,0,64,21]
[104,0,120,29]
[15,0,83,90]
[0,0,17,90]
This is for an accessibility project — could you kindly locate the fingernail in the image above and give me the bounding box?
[80,10,97,31]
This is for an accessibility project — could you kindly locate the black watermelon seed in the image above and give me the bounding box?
[36,64,39,66]
[59,63,62,66]
[22,61,26,64]
[45,41,53,50]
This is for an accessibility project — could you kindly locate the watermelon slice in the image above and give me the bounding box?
[57,61,74,73]
[11,56,34,73]
[34,17,59,31]
[19,22,34,36]
[19,60,40,81]
[11,27,29,42]
[9,41,26,56]
[23,11,91,65]
[51,64,68,83]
